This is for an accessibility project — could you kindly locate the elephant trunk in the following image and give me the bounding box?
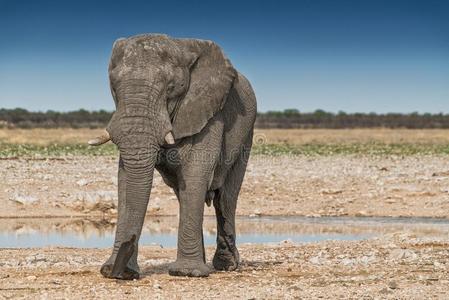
[118,143,157,237]
[110,136,159,269]
[106,81,167,268]
[95,76,175,276]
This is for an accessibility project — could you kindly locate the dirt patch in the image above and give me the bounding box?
[1,155,449,218]
[1,129,449,298]
[0,234,448,299]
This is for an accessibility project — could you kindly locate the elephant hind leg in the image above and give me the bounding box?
[213,136,252,271]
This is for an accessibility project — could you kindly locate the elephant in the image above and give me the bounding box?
[88,34,257,279]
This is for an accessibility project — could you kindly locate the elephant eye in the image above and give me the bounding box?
[167,82,175,92]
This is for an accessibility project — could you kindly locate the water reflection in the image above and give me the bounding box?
[1,216,448,248]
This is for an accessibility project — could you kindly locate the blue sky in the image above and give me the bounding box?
[0,0,448,113]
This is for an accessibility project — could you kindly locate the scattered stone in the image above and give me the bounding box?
[388,280,398,289]
[432,171,449,177]
[309,256,325,265]
[355,210,368,217]
[279,239,293,245]
[10,194,38,205]
[153,283,162,289]
[76,179,90,186]
[25,254,47,265]
[388,249,418,261]
[321,189,343,195]
[340,258,355,266]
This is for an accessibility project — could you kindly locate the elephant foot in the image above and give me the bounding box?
[101,235,139,280]
[168,259,210,277]
[100,263,140,280]
[213,245,239,271]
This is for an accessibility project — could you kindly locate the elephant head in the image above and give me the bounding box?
[88,34,236,278]
[91,34,236,148]
[91,34,236,143]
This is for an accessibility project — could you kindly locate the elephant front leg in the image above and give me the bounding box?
[100,158,151,280]
[169,180,210,277]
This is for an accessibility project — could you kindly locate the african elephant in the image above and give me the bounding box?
[88,34,257,279]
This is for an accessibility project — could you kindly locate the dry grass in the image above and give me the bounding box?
[2,128,449,146]
[254,128,449,145]
[0,128,106,145]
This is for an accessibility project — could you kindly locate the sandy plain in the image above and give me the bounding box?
[1,128,449,299]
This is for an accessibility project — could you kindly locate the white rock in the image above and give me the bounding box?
[76,179,89,186]
[279,239,293,245]
[11,194,38,205]
[359,255,376,265]
[43,174,54,180]
[340,258,355,266]
[153,283,162,289]
[388,249,418,261]
[25,253,47,265]
[309,256,323,265]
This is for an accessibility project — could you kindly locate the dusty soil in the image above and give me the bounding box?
[0,233,448,299]
[1,129,449,298]
[1,155,449,218]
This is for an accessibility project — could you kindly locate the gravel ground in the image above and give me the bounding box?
[0,233,448,299]
[1,154,449,298]
[1,155,449,218]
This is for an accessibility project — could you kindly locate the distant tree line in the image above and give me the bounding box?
[0,108,112,129]
[256,109,449,129]
[1,108,449,129]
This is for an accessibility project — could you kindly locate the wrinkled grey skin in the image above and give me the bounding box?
[97,34,256,278]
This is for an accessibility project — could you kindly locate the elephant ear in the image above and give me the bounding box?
[172,39,237,139]
[108,38,127,107]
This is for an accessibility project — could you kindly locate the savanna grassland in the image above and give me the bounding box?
[2,128,449,157]
[1,128,449,299]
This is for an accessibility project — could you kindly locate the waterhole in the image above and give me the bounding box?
[1,216,449,248]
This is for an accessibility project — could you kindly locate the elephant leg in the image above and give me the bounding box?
[100,158,148,280]
[168,178,210,277]
[213,139,251,271]
[168,113,223,277]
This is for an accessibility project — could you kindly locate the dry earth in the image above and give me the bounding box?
[1,155,449,218]
[1,233,448,299]
[1,129,449,299]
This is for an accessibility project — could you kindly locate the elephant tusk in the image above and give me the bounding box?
[165,131,175,145]
[88,130,111,146]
